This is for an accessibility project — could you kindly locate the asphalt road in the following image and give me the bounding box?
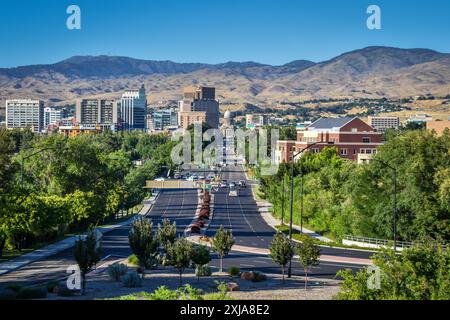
[0,190,198,286]
[205,165,375,278]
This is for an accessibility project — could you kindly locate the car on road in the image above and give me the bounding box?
[155,177,165,182]
[229,186,238,197]
[238,180,247,188]
[220,180,228,188]
[229,182,236,189]
[174,173,181,179]
[199,175,205,180]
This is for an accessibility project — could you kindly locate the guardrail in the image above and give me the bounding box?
[343,235,413,251]
[343,235,448,251]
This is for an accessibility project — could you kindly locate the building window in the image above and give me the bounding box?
[340,148,348,156]
[352,128,358,133]
[363,137,371,143]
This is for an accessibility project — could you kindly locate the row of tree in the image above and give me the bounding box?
[258,129,450,243]
[128,218,235,286]
[0,128,176,257]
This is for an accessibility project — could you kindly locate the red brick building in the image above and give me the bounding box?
[276,117,384,163]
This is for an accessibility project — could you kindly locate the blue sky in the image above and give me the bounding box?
[0,0,449,67]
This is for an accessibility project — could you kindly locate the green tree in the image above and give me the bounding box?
[211,226,235,273]
[191,245,212,281]
[295,237,321,291]
[167,237,193,286]
[156,219,177,251]
[73,228,102,295]
[335,243,450,300]
[269,232,294,282]
[128,217,159,278]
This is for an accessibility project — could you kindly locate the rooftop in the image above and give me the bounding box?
[308,117,354,130]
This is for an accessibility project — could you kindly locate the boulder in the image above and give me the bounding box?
[225,282,240,292]
[240,271,255,281]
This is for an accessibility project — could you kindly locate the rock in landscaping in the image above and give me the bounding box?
[240,271,255,281]
[225,282,240,292]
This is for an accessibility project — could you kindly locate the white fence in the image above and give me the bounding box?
[343,235,414,251]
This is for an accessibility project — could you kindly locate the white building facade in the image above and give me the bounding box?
[6,99,44,132]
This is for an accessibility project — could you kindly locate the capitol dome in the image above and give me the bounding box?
[224,110,231,119]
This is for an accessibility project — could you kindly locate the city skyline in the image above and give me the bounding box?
[0,0,450,68]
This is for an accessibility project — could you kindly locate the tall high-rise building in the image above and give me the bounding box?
[76,99,118,130]
[119,85,147,131]
[6,99,44,132]
[44,107,65,128]
[178,86,220,129]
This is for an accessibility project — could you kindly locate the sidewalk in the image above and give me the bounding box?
[0,192,159,276]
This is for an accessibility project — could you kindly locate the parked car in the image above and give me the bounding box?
[155,177,165,182]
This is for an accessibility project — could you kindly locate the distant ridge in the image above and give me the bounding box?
[0,46,449,107]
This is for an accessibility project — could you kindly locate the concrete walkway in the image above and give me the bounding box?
[0,192,159,276]
[250,185,334,243]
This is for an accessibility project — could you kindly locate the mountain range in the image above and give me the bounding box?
[0,46,449,110]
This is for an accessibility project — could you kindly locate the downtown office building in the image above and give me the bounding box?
[6,99,45,133]
[119,85,147,131]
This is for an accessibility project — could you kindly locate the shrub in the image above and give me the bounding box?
[107,263,129,282]
[178,285,204,300]
[252,272,267,282]
[196,265,212,277]
[145,255,159,270]
[16,287,48,300]
[228,266,241,277]
[57,284,79,297]
[46,280,60,293]
[128,254,140,266]
[122,271,142,288]
[149,286,179,300]
[0,289,17,300]
[5,284,23,293]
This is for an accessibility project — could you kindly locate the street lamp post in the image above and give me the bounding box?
[371,158,398,251]
[287,141,333,278]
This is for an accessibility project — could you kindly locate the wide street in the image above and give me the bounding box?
[0,163,375,287]
[205,165,373,278]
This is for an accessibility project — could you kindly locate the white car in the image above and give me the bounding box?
[155,177,165,182]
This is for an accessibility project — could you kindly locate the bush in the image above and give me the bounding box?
[122,271,142,288]
[128,254,140,266]
[107,263,129,282]
[149,286,179,300]
[57,284,79,297]
[128,254,159,270]
[16,287,48,300]
[0,289,17,300]
[252,272,267,282]
[196,265,212,277]
[145,255,160,270]
[5,284,23,293]
[46,280,60,293]
[228,266,241,277]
